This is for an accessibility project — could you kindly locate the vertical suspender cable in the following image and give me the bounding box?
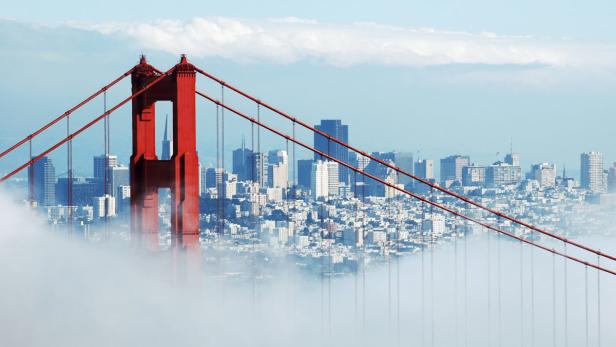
[430,186,435,347]
[497,219,502,347]
[487,216,492,347]
[520,235,524,347]
[221,86,225,234]
[215,104,220,234]
[597,252,601,347]
[454,205,459,347]
[67,113,73,235]
[564,242,568,347]
[552,251,556,347]
[464,202,469,347]
[585,264,589,347]
[530,229,535,347]
[28,138,33,205]
[420,191,426,347]
[104,89,109,238]
[362,173,366,332]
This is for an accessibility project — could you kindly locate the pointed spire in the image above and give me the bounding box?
[163,114,169,141]
[139,54,147,65]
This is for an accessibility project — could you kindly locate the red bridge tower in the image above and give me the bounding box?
[130,55,200,250]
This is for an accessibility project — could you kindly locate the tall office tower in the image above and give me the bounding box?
[440,155,470,186]
[314,119,349,184]
[161,114,172,160]
[93,154,118,195]
[251,152,268,187]
[110,166,129,197]
[55,177,98,206]
[415,159,435,180]
[530,163,556,187]
[462,165,486,187]
[199,164,207,195]
[394,152,414,185]
[267,150,288,188]
[232,138,253,181]
[364,152,397,196]
[31,156,56,207]
[205,167,224,189]
[93,195,116,218]
[504,152,520,166]
[115,185,131,215]
[609,162,616,193]
[297,159,314,189]
[325,161,340,197]
[486,161,522,187]
[580,152,605,193]
[311,160,329,200]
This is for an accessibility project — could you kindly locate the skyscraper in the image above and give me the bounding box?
[580,152,605,193]
[161,114,172,160]
[297,159,313,189]
[93,154,118,195]
[314,119,349,184]
[251,152,268,187]
[415,159,435,180]
[267,150,288,189]
[394,152,414,186]
[232,138,253,182]
[440,155,470,186]
[31,156,56,207]
[311,160,329,200]
[504,152,520,166]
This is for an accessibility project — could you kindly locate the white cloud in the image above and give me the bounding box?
[67,17,616,67]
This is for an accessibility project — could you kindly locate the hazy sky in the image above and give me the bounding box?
[1,1,615,177]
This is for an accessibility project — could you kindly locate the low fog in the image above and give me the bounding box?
[0,191,614,347]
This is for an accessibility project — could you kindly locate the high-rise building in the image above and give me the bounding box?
[608,162,616,193]
[251,152,268,187]
[415,159,435,180]
[314,119,349,184]
[161,114,172,160]
[297,159,313,189]
[530,163,556,187]
[581,152,605,193]
[325,161,339,197]
[110,166,129,197]
[311,160,329,200]
[440,155,470,186]
[31,156,56,207]
[232,139,253,182]
[205,167,224,189]
[116,185,131,215]
[394,152,414,186]
[199,165,207,196]
[55,177,98,206]
[93,154,118,195]
[267,150,288,189]
[462,165,485,187]
[93,195,116,218]
[486,161,522,187]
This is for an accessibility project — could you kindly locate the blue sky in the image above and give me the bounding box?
[1,0,615,177]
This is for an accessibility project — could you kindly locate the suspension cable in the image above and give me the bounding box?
[195,90,616,275]
[2,67,175,183]
[193,66,615,263]
[0,68,134,160]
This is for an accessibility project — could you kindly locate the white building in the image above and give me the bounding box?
[268,150,288,189]
[581,152,605,193]
[325,161,339,197]
[311,160,329,200]
[93,195,116,218]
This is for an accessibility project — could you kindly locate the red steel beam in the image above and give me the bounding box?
[196,90,616,277]
[194,67,616,263]
[0,67,135,159]
[0,67,175,183]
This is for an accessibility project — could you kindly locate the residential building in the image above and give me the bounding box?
[581,152,605,193]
